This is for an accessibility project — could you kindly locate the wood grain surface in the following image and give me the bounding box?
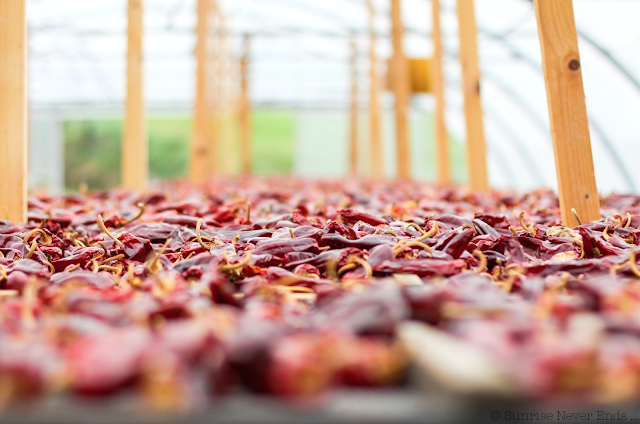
[0,0,27,223]
[457,0,488,191]
[390,0,411,180]
[432,0,450,185]
[534,0,600,227]
[122,0,147,190]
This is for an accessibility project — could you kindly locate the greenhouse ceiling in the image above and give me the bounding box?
[27,0,640,192]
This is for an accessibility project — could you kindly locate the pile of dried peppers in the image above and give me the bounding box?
[1,178,640,408]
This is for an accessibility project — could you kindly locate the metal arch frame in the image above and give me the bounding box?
[33,26,119,106]
[481,72,564,186]
[408,0,635,191]
[27,6,569,189]
[482,104,546,187]
[482,71,548,135]
[575,29,640,91]
[28,0,637,190]
[438,69,547,188]
[262,0,536,187]
[478,31,636,191]
[521,0,640,90]
[237,0,430,38]
[439,47,551,188]
[239,0,361,37]
[30,0,638,90]
[481,125,519,187]
[482,69,639,191]
[30,26,393,39]
[413,102,519,185]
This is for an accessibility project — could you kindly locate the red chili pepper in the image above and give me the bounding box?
[374,258,466,277]
[338,209,388,226]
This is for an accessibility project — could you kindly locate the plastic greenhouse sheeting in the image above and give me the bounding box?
[27,0,640,192]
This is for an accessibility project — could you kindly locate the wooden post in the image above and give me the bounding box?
[239,34,252,175]
[390,0,411,180]
[0,0,27,223]
[457,0,488,191]
[191,0,210,184]
[349,35,359,176]
[367,0,383,179]
[217,15,236,174]
[122,0,147,190]
[214,13,233,174]
[534,0,600,227]
[432,0,450,185]
[205,0,219,175]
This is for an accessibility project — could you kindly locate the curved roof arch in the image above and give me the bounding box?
[27,0,640,193]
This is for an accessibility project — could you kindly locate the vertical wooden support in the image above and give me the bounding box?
[390,0,411,180]
[534,0,600,227]
[367,0,383,179]
[349,35,359,176]
[432,0,450,184]
[216,13,234,174]
[457,0,488,191]
[0,0,27,223]
[122,0,147,190]
[191,0,210,184]
[239,35,252,175]
[205,0,219,175]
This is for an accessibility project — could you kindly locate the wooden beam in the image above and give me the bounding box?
[190,0,211,184]
[457,0,488,191]
[0,0,27,223]
[122,0,147,190]
[367,0,383,179]
[215,13,235,175]
[205,1,219,175]
[432,0,450,185]
[390,0,411,180]
[349,36,359,176]
[534,0,600,227]
[239,35,252,175]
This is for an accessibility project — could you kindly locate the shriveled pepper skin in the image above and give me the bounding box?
[0,179,639,404]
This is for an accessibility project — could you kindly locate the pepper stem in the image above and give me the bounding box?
[195,219,213,251]
[22,228,52,245]
[219,251,252,272]
[518,211,536,236]
[571,208,582,225]
[120,203,146,227]
[97,215,123,246]
[148,239,172,275]
[472,250,488,274]
[628,250,640,279]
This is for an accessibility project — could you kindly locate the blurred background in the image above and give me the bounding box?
[27,0,639,194]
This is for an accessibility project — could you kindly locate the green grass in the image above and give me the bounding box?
[63,109,296,191]
[449,133,468,186]
[64,119,123,191]
[410,111,466,184]
[148,119,191,181]
[63,109,465,191]
[251,110,295,175]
